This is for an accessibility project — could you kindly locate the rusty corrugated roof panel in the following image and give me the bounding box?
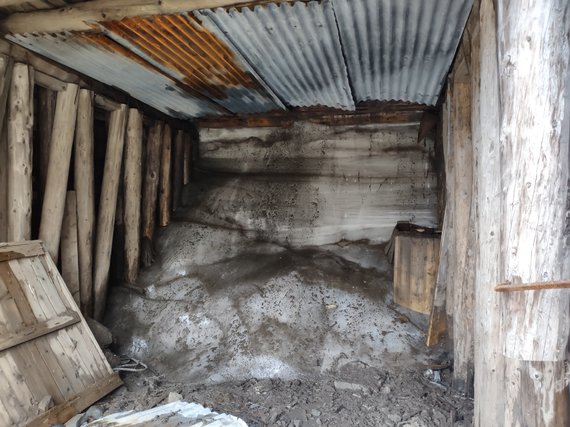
[331,0,472,105]
[98,14,285,114]
[7,31,222,118]
[196,1,355,110]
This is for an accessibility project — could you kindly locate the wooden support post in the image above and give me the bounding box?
[0,55,13,242]
[159,123,172,227]
[141,121,162,268]
[93,105,127,321]
[74,89,95,316]
[183,131,191,186]
[7,62,34,242]
[172,129,184,212]
[39,83,79,262]
[61,191,80,306]
[123,108,142,284]
[37,87,56,193]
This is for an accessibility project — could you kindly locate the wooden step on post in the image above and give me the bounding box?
[141,121,163,268]
[74,89,95,316]
[7,62,34,242]
[123,108,143,284]
[159,123,172,227]
[39,83,79,262]
[93,105,128,321]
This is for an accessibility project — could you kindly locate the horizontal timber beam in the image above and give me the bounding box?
[495,280,570,292]
[0,0,291,34]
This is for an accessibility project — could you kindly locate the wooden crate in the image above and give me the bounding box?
[393,233,441,314]
[0,241,121,427]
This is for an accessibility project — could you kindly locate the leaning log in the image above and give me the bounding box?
[172,129,184,212]
[39,83,79,261]
[159,123,172,227]
[61,191,80,306]
[93,105,128,321]
[0,55,13,241]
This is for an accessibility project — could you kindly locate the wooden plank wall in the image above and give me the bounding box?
[0,49,193,321]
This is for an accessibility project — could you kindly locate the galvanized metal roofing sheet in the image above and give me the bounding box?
[98,14,285,114]
[196,0,355,110]
[331,0,473,105]
[7,31,222,119]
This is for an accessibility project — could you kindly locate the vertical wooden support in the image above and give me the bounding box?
[123,108,143,284]
[159,123,172,227]
[497,0,570,424]
[7,62,34,242]
[93,105,128,321]
[61,191,80,306]
[172,129,184,212]
[39,83,79,262]
[474,1,505,424]
[74,89,95,316]
[0,55,13,242]
[37,87,56,192]
[141,121,162,268]
[183,132,191,186]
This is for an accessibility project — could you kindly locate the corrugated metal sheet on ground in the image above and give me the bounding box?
[197,1,355,110]
[7,32,222,119]
[85,401,248,427]
[98,14,285,114]
[331,0,473,105]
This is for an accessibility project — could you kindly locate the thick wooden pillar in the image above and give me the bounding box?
[123,108,143,284]
[497,0,570,424]
[0,56,13,242]
[39,83,79,261]
[74,89,95,316]
[7,62,34,242]
[93,105,128,321]
[141,121,162,267]
[159,123,172,227]
[172,129,184,212]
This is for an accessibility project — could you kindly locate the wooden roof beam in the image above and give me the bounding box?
[0,0,266,34]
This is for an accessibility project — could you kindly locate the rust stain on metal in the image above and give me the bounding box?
[99,14,260,100]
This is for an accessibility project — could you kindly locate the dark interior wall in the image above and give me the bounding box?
[181,121,439,246]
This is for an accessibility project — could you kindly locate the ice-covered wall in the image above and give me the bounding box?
[182,122,438,245]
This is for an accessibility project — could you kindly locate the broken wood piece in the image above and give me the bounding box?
[495,280,570,292]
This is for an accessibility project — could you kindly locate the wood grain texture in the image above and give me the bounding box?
[159,123,172,228]
[93,105,128,321]
[39,83,79,262]
[123,108,143,284]
[74,89,95,317]
[7,62,34,242]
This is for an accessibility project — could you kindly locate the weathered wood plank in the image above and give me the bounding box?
[0,240,45,261]
[124,108,143,284]
[0,56,13,242]
[39,83,79,262]
[159,123,172,227]
[7,62,34,242]
[74,89,95,317]
[93,105,128,321]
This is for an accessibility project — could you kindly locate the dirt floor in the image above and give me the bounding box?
[99,222,473,426]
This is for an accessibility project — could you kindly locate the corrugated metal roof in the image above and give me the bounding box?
[98,14,285,114]
[196,1,355,110]
[331,0,472,105]
[84,401,248,426]
[7,32,222,119]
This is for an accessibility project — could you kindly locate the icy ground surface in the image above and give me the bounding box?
[102,222,473,425]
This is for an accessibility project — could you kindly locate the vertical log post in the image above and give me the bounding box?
[172,129,184,212]
[183,131,191,186]
[39,83,79,261]
[123,108,143,284]
[37,87,56,193]
[74,89,95,316]
[0,55,13,242]
[159,123,172,227]
[61,190,80,306]
[141,121,162,268]
[93,105,128,321]
[7,62,34,242]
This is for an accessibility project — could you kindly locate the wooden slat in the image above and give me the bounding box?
[0,312,80,352]
[495,280,570,292]
[0,240,45,261]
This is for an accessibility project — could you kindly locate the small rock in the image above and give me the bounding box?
[167,392,183,403]
[311,409,321,417]
[334,381,370,394]
[86,317,113,348]
[38,395,53,412]
[103,349,121,368]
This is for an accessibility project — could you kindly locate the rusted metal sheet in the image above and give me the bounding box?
[7,31,222,118]
[332,0,473,105]
[196,1,355,110]
[98,14,285,114]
